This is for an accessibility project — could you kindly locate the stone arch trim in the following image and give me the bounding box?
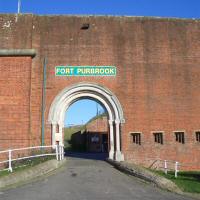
[48,82,125,161]
[48,82,125,123]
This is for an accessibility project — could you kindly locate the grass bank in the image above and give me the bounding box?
[155,170,200,193]
[0,156,55,178]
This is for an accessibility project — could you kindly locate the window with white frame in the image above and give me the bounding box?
[131,133,141,145]
[174,131,185,144]
[153,132,163,144]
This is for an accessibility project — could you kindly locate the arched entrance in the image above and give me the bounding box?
[48,83,125,161]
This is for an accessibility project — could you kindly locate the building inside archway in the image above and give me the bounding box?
[64,99,109,154]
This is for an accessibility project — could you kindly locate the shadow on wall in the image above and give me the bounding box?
[65,130,108,154]
[65,131,87,152]
[64,131,108,161]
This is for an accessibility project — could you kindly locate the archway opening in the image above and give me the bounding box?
[48,83,125,161]
[64,98,109,158]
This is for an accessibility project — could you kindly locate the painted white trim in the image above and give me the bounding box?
[129,131,142,134]
[173,130,186,133]
[48,83,125,123]
[151,131,165,134]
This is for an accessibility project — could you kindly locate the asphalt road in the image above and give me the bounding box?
[0,154,192,200]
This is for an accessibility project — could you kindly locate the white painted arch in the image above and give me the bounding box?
[48,82,125,161]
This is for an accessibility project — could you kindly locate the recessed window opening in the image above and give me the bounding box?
[81,23,90,30]
[175,131,185,144]
[195,131,200,142]
[153,132,163,144]
[131,133,141,145]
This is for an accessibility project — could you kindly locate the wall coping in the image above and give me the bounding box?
[0,49,36,57]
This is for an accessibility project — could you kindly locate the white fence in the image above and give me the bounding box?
[147,159,199,178]
[162,160,179,178]
[157,159,200,178]
[0,145,64,173]
[144,158,180,178]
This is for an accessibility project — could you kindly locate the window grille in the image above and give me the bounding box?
[131,133,141,145]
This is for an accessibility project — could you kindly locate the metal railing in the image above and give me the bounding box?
[0,145,64,173]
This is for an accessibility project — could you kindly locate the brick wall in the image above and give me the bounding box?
[86,116,108,133]
[0,57,32,150]
[0,14,200,169]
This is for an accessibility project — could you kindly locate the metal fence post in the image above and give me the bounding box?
[8,150,13,172]
[175,161,178,178]
[164,160,168,175]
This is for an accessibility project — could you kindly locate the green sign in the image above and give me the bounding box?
[55,66,116,76]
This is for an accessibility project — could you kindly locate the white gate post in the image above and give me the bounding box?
[61,145,64,160]
[56,144,59,160]
[52,122,57,147]
[164,160,168,174]
[175,161,178,178]
[58,121,64,145]
[108,120,114,160]
[115,120,124,162]
[8,150,13,172]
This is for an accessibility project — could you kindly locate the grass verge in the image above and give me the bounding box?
[0,156,55,178]
[154,170,200,193]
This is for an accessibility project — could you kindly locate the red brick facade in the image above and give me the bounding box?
[0,14,200,169]
[0,57,32,150]
[86,116,108,133]
[85,116,108,153]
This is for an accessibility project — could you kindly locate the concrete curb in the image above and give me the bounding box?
[107,160,200,199]
[0,159,66,190]
[107,159,183,194]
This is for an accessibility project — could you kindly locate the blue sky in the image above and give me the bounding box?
[65,99,105,127]
[0,0,199,19]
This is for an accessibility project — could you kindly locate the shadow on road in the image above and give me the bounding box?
[65,151,108,160]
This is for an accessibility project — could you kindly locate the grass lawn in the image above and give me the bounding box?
[155,170,200,193]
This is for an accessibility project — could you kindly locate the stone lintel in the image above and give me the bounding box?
[0,49,36,58]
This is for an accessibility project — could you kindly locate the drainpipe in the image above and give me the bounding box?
[41,57,47,146]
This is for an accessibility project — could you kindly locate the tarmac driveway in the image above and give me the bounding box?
[0,153,192,200]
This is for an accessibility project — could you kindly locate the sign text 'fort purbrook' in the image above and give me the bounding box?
[55,66,116,76]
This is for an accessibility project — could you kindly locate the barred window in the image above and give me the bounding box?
[131,133,141,145]
[153,132,163,144]
[175,132,185,144]
[196,131,200,142]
